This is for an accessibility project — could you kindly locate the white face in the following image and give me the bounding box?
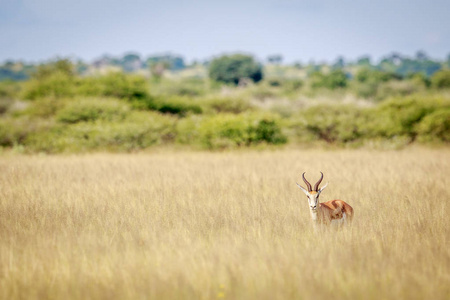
[296,182,328,212]
[306,192,320,211]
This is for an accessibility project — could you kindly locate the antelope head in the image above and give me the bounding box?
[296,172,328,212]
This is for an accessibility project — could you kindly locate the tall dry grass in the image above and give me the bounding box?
[0,149,449,299]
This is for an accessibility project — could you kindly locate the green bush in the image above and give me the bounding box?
[0,80,21,99]
[416,108,450,143]
[297,104,364,143]
[0,117,51,147]
[22,98,65,118]
[198,113,287,149]
[175,115,202,145]
[310,70,347,90]
[209,54,263,85]
[26,111,176,153]
[362,96,448,140]
[22,72,149,101]
[150,78,207,97]
[375,80,423,101]
[134,96,202,116]
[352,68,403,98]
[22,73,75,100]
[201,97,253,114]
[431,70,450,89]
[77,72,149,100]
[56,98,129,123]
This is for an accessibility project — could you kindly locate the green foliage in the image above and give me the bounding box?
[77,73,149,100]
[362,96,447,140]
[32,59,75,80]
[56,98,129,123]
[198,113,287,149]
[201,97,253,114]
[353,68,403,98]
[431,70,450,89]
[134,96,202,117]
[21,59,77,100]
[0,117,51,147]
[310,70,347,90]
[22,74,75,100]
[209,54,263,85]
[150,78,207,97]
[22,98,65,118]
[375,80,423,100]
[416,108,450,143]
[355,68,401,83]
[0,80,21,99]
[297,104,364,143]
[26,111,176,153]
[264,78,304,95]
[22,70,149,101]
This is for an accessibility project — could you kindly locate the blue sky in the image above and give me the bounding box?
[1,0,449,63]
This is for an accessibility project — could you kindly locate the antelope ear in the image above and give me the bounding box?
[296,183,309,196]
[318,182,328,194]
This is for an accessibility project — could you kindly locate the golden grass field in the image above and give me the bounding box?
[0,148,449,299]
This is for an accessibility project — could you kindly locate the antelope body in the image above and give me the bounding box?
[296,172,353,226]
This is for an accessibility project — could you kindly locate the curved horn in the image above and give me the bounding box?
[314,172,324,192]
[302,172,312,192]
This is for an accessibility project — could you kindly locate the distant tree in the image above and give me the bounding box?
[356,56,371,66]
[209,54,263,85]
[332,56,346,69]
[149,61,170,80]
[146,54,185,71]
[355,68,401,83]
[326,69,348,89]
[267,54,283,64]
[121,53,142,72]
[33,59,74,80]
[415,51,429,61]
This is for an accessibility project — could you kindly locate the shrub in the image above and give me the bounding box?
[353,68,403,98]
[175,115,202,145]
[209,54,263,85]
[22,72,150,101]
[22,98,65,118]
[77,72,149,100]
[0,117,51,147]
[201,97,253,114]
[56,98,129,124]
[134,96,202,117]
[416,108,450,143]
[431,70,450,89]
[362,96,447,140]
[151,78,207,97]
[310,70,347,90]
[26,111,176,153]
[198,113,287,149]
[22,73,75,100]
[297,104,364,143]
[0,80,21,99]
[375,80,423,101]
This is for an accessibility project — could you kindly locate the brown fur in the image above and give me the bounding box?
[317,200,354,224]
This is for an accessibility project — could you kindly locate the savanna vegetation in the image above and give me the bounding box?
[1,51,449,300]
[0,52,449,153]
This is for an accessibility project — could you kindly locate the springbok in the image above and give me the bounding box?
[296,172,353,226]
